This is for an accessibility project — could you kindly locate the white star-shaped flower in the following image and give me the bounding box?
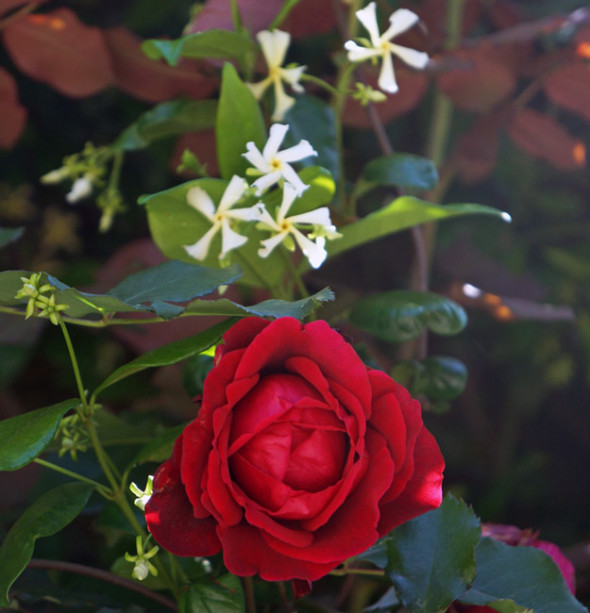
[255,183,336,269]
[184,175,260,261]
[248,29,306,121]
[344,2,429,94]
[243,123,317,196]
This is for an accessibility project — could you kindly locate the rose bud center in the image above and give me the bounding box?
[228,374,349,504]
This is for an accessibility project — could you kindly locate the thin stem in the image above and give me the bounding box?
[27,559,177,611]
[300,73,339,96]
[33,458,111,496]
[0,1,37,31]
[242,576,257,613]
[281,248,309,299]
[328,567,385,577]
[58,319,88,412]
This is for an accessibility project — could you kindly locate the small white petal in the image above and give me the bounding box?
[276,139,317,164]
[291,228,327,268]
[247,78,271,100]
[344,41,382,63]
[288,206,333,227]
[220,219,248,257]
[281,65,306,91]
[243,142,270,172]
[355,2,381,46]
[382,8,420,41]
[255,202,282,231]
[41,168,69,184]
[187,186,216,220]
[280,163,309,196]
[259,231,289,258]
[277,183,299,220]
[252,170,283,195]
[272,79,295,121]
[66,177,93,203]
[257,29,291,70]
[390,43,430,69]
[227,205,262,222]
[185,223,219,261]
[218,175,248,213]
[378,51,398,93]
[263,123,289,159]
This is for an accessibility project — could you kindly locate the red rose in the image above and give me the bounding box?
[145,317,444,581]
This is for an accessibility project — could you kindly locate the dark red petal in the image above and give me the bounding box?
[146,436,221,556]
[214,316,270,363]
[220,522,337,581]
[377,426,444,536]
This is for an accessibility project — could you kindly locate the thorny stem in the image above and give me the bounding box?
[27,559,178,611]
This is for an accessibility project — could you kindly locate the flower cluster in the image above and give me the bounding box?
[184,123,339,269]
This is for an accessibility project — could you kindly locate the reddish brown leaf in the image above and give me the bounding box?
[0,67,27,148]
[104,27,217,103]
[185,0,334,37]
[486,0,524,29]
[0,0,46,17]
[454,115,502,183]
[437,47,516,113]
[544,62,590,121]
[342,71,428,129]
[2,8,114,97]
[507,108,586,170]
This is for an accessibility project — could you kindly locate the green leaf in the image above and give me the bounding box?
[392,356,468,402]
[113,99,217,151]
[0,226,24,248]
[0,482,93,606]
[93,318,235,398]
[0,399,80,470]
[386,495,481,613]
[179,574,245,613]
[319,196,509,265]
[3,262,241,321]
[142,30,255,68]
[185,287,334,319]
[354,153,439,197]
[460,538,588,613]
[285,95,339,182]
[216,63,266,180]
[130,423,185,467]
[348,291,467,342]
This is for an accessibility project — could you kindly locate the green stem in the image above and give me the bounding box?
[281,248,309,298]
[59,319,89,412]
[34,458,111,496]
[328,568,385,577]
[300,73,339,96]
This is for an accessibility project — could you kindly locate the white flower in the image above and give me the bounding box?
[255,183,336,268]
[184,175,260,261]
[243,123,317,196]
[248,29,306,121]
[344,2,429,94]
[66,175,93,203]
[41,167,70,185]
[129,476,154,511]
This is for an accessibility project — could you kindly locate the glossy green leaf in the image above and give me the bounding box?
[142,30,255,68]
[354,153,439,197]
[93,318,235,398]
[459,537,588,613]
[113,99,217,151]
[285,95,339,182]
[0,398,80,470]
[392,356,468,401]
[3,262,241,321]
[349,291,467,342]
[315,196,509,267]
[0,226,23,248]
[0,482,93,606]
[386,495,481,613]
[179,573,244,613]
[216,63,266,180]
[185,287,334,319]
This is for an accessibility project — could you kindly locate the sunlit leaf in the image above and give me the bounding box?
[216,63,266,180]
[0,482,94,606]
[0,399,80,470]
